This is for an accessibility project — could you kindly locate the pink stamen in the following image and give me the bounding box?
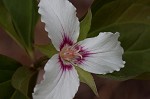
[59,45,82,62]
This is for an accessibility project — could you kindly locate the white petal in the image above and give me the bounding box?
[33,54,79,99]
[78,32,125,74]
[38,0,79,50]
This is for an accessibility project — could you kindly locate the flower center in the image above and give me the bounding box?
[59,45,82,62]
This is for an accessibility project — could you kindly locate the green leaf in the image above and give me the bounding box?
[0,81,15,99]
[135,72,150,80]
[0,55,21,99]
[78,10,92,41]
[35,44,58,58]
[11,90,29,99]
[89,0,150,80]
[0,55,21,83]
[2,0,39,57]
[75,66,99,97]
[90,0,138,33]
[96,23,150,80]
[0,1,24,48]
[91,0,115,15]
[31,0,39,33]
[0,55,37,98]
[12,66,38,98]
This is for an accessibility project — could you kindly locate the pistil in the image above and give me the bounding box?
[59,45,82,62]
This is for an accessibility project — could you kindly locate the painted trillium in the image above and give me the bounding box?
[33,0,125,99]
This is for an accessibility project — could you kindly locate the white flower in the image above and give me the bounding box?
[32,0,125,99]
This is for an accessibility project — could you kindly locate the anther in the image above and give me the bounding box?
[59,45,82,62]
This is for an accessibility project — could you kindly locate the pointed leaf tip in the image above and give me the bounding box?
[75,66,99,97]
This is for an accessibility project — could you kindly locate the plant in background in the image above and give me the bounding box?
[0,0,150,99]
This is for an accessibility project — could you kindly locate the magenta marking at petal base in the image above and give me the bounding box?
[58,56,73,71]
[75,45,92,65]
[60,34,73,50]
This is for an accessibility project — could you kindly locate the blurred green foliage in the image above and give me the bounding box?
[78,10,92,41]
[89,0,150,80]
[0,0,39,58]
[0,55,22,98]
[0,54,37,99]
[75,66,99,97]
